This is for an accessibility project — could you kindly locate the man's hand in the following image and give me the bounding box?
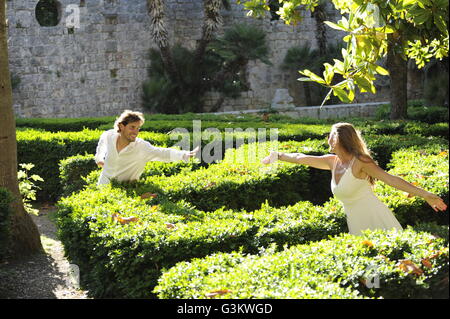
[183,146,200,161]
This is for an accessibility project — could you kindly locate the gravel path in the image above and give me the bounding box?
[0,205,89,299]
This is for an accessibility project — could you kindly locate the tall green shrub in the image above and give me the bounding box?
[143,23,270,114]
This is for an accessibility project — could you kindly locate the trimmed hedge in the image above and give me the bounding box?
[375,146,449,226]
[17,114,448,138]
[19,120,448,202]
[110,135,447,213]
[365,134,448,169]
[16,113,278,132]
[154,227,449,299]
[114,139,331,212]
[59,154,201,197]
[355,121,449,139]
[59,154,99,198]
[17,129,171,201]
[56,134,448,216]
[375,104,449,124]
[56,186,347,298]
[16,117,115,132]
[56,143,448,298]
[0,188,14,261]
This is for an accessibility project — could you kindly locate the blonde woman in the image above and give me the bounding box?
[262,122,447,235]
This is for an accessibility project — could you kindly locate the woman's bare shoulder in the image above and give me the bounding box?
[323,154,337,169]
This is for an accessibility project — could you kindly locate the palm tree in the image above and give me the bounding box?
[194,0,223,65]
[208,23,271,111]
[311,1,328,56]
[147,0,180,101]
[282,45,318,105]
[282,42,343,106]
[147,0,228,113]
[0,0,42,259]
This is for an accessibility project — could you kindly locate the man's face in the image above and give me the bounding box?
[119,121,142,142]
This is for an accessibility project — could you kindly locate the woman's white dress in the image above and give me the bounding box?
[331,157,403,236]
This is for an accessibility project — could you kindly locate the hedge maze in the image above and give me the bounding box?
[12,115,449,298]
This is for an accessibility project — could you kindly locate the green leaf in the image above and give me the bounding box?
[333,87,352,103]
[354,75,375,93]
[299,69,326,84]
[297,77,314,82]
[434,14,447,34]
[333,59,345,74]
[375,65,389,76]
[323,63,335,85]
[324,21,348,32]
[413,10,432,25]
[402,0,417,6]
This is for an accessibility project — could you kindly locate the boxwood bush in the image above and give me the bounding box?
[17,129,171,201]
[115,139,332,212]
[59,154,201,198]
[375,103,449,124]
[56,142,448,298]
[375,146,449,226]
[365,135,448,169]
[18,119,448,202]
[56,185,347,298]
[154,227,449,299]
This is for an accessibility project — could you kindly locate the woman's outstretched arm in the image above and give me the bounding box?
[361,160,448,212]
[262,151,336,170]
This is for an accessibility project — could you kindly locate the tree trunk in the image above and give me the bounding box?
[303,81,312,106]
[386,34,408,119]
[311,4,327,56]
[194,0,222,65]
[147,0,181,90]
[209,95,225,112]
[0,0,42,258]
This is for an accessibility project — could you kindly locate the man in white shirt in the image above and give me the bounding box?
[95,110,198,185]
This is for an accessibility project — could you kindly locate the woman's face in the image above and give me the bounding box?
[328,130,338,152]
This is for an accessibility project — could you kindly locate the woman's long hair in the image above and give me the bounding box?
[331,122,376,185]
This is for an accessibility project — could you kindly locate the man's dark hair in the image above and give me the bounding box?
[114,110,145,132]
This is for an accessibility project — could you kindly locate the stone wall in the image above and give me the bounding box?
[7,0,391,118]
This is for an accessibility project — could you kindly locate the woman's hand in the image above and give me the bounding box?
[424,192,448,212]
[261,151,278,165]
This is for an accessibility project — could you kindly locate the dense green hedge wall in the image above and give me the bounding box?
[375,146,449,226]
[0,188,14,261]
[16,113,448,136]
[58,134,448,213]
[154,228,449,299]
[56,144,448,298]
[56,187,347,298]
[120,140,330,212]
[18,119,448,202]
[375,104,449,124]
[365,135,448,169]
[59,154,201,197]
[17,129,171,201]
[16,117,115,132]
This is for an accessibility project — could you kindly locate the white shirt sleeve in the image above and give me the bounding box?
[95,130,110,164]
[142,141,189,163]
